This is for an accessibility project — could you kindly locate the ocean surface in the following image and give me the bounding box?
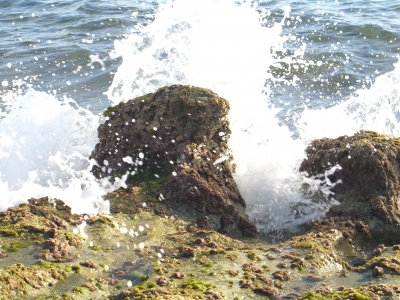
[1,0,399,233]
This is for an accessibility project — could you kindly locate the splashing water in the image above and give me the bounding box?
[0,89,126,214]
[299,61,400,141]
[106,0,283,103]
[106,0,348,232]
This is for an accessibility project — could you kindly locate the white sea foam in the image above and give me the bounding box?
[106,0,282,104]
[0,89,126,214]
[298,60,400,141]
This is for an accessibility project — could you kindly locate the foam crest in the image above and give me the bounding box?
[230,106,340,233]
[0,89,123,214]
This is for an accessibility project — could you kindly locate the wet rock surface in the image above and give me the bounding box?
[300,130,400,234]
[0,190,399,299]
[90,85,256,237]
[91,85,230,180]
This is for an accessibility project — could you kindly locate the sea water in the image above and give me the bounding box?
[0,0,399,233]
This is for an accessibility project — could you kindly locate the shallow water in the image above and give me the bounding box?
[1,0,400,233]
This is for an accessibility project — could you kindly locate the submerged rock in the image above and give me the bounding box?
[90,85,256,237]
[300,131,400,234]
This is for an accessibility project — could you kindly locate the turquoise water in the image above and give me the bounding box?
[0,0,399,232]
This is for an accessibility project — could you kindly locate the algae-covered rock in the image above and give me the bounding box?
[90,85,256,237]
[299,284,398,300]
[91,85,230,179]
[1,190,400,299]
[366,244,400,275]
[0,199,87,298]
[300,131,400,234]
[0,262,75,297]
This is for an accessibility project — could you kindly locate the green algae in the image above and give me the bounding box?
[0,199,84,253]
[103,101,125,117]
[2,240,34,252]
[299,289,371,300]
[0,262,76,297]
[73,286,89,295]
[366,250,400,274]
[298,284,400,300]
[184,279,214,292]
[247,250,262,261]
[130,172,169,195]
[1,190,400,299]
[86,214,116,228]
[34,293,75,300]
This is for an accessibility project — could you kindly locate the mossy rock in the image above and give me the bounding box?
[91,84,230,180]
[300,131,400,234]
[90,85,257,237]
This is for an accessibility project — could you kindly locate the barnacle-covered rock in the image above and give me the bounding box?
[90,85,256,237]
[300,131,400,234]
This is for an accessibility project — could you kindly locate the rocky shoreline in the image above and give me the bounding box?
[0,189,399,299]
[1,85,400,299]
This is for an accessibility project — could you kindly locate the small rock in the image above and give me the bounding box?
[371,244,386,257]
[79,261,97,269]
[253,285,281,296]
[277,262,288,268]
[205,288,223,299]
[156,277,171,287]
[240,280,254,289]
[172,272,185,279]
[197,216,210,230]
[273,270,290,281]
[372,266,384,277]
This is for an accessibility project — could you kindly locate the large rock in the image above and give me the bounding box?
[90,85,256,237]
[300,131,400,234]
